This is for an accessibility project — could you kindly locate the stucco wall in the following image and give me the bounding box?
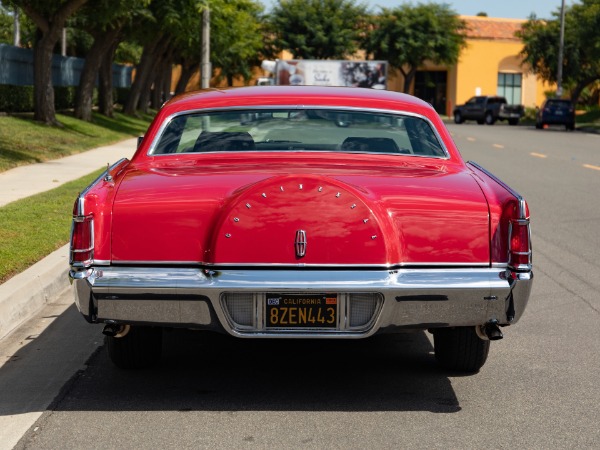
[455,39,548,108]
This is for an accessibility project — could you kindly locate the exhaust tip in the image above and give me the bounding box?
[102,321,130,338]
[476,322,504,341]
[102,322,119,337]
[484,322,504,340]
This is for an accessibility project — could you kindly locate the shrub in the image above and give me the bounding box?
[115,87,130,106]
[0,85,34,112]
[523,106,538,122]
[54,86,76,110]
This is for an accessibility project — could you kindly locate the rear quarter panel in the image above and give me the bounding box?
[466,162,527,265]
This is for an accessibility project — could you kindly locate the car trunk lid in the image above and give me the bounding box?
[111,155,490,266]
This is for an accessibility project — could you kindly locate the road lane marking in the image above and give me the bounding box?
[493,144,504,149]
[530,152,548,158]
[583,164,600,171]
[467,137,475,141]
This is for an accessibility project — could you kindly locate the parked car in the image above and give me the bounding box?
[453,95,524,125]
[69,86,533,373]
[536,98,575,130]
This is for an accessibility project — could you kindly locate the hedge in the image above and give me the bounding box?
[0,85,130,113]
[0,85,34,113]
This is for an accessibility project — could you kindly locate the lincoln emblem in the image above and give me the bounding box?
[295,230,307,258]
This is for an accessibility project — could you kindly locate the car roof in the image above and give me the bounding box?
[162,86,435,117]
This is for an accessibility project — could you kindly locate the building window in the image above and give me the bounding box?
[497,73,522,104]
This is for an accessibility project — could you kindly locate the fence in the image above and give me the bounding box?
[0,44,132,88]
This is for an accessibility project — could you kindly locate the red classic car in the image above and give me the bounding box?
[69,86,532,372]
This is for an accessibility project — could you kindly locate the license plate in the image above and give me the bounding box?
[266,294,337,328]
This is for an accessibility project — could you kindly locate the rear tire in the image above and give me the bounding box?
[433,326,490,372]
[484,112,495,125]
[106,326,162,369]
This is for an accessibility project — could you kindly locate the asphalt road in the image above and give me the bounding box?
[3,122,600,449]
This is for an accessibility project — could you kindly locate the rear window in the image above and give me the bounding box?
[151,109,447,158]
[546,99,572,107]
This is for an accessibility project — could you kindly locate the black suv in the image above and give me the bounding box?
[536,99,575,130]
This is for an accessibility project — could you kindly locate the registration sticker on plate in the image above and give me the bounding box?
[266,294,337,328]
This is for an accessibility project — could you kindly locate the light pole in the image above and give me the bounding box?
[556,0,566,97]
[13,7,20,47]
[201,5,211,89]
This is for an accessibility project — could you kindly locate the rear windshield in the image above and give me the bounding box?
[546,100,572,107]
[150,109,447,158]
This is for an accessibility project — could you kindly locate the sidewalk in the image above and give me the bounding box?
[0,138,137,207]
[0,138,138,340]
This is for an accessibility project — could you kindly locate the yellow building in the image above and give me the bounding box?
[388,16,552,116]
[175,15,553,115]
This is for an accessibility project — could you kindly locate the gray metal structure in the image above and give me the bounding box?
[0,44,132,88]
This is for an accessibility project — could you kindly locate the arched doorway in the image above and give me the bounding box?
[497,56,522,104]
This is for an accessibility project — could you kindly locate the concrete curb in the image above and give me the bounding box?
[0,244,70,340]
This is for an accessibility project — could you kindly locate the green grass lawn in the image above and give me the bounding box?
[0,109,155,283]
[577,108,600,131]
[0,111,154,173]
[0,169,103,283]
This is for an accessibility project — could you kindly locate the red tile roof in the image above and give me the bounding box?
[462,16,525,41]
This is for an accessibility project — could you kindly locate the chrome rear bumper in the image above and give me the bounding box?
[70,266,532,338]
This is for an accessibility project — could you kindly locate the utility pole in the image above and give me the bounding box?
[61,28,67,56]
[201,6,211,89]
[556,0,566,98]
[13,7,20,47]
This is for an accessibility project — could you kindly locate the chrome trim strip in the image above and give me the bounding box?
[109,261,491,268]
[75,197,85,216]
[147,105,450,159]
[467,161,526,218]
[93,260,111,266]
[79,158,128,204]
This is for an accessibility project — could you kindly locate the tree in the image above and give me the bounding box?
[269,0,367,59]
[211,0,266,86]
[72,0,149,121]
[518,0,600,102]
[363,3,467,93]
[9,0,87,124]
[123,4,166,115]
[123,0,268,114]
[0,4,14,44]
[124,0,196,115]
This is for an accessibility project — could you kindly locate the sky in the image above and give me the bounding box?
[261,1,576,20]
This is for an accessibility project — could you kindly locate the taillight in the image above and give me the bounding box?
[508,218,531,270]
[70,214,94,266]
